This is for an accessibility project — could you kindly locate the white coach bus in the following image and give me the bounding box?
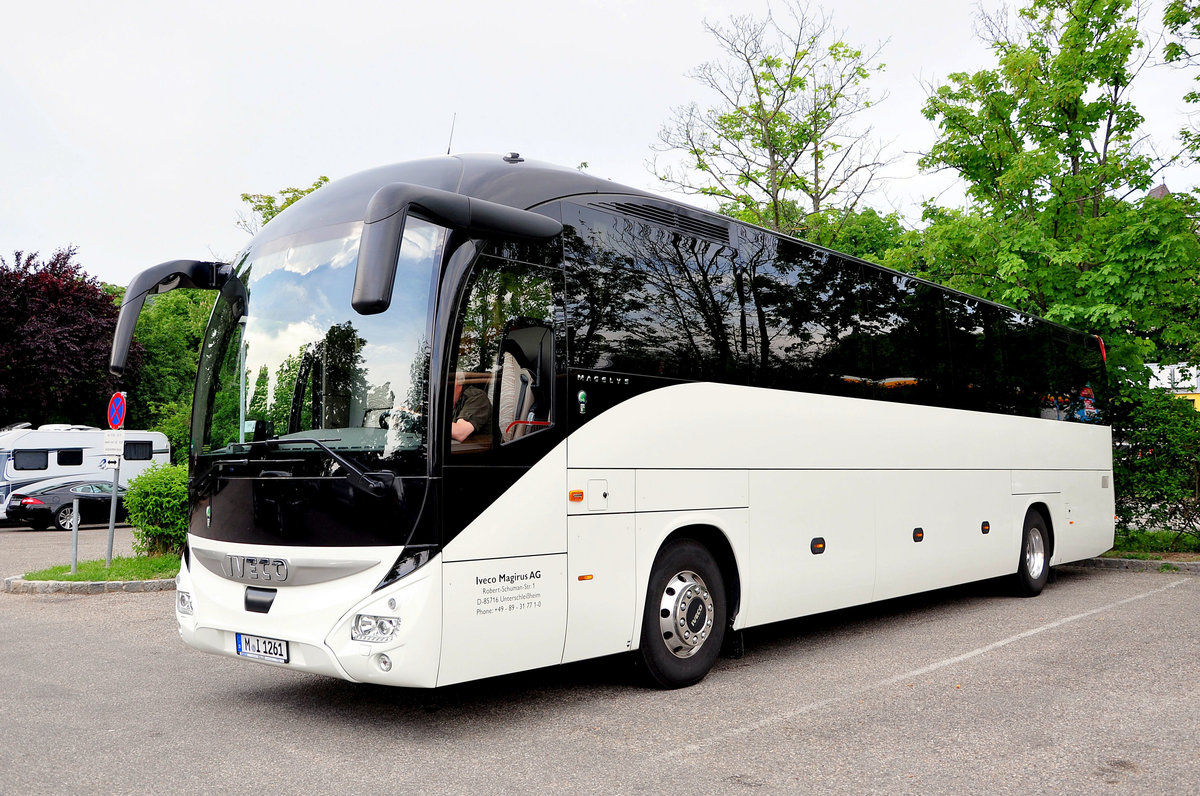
[109,154,1113,688]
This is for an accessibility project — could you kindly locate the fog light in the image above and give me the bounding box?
[377,653,392,672]
[352,613,400,643]
[177,590,194,616]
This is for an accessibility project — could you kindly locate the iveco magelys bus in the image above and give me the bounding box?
[109,153,1113,688]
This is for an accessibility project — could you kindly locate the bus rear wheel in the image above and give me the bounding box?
[640,540,726,688]
[1014,509,1050,597]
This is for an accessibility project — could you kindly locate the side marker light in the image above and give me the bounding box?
[981,521,990,535]
[913,527,925,543]
[578,574,593,581]
[810,537,825,555]
[568,490,584,502]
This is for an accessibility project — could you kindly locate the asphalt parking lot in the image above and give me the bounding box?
[0,521,135,578]
[1,526,1196,794]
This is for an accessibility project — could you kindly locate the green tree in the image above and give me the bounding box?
[890,0,1200,369]
[652,1,891,234]
[237,175,330,235]
[1110,380,1200,543]
[1165,0,1200,156]
[798,206,905,262]
[267,350,307,434]
[0,248,124,427]
[125,290,214,454]
[246,365,270,422]
[896,0,1200,540]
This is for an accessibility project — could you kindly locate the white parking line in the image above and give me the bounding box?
[655,578,1192,762]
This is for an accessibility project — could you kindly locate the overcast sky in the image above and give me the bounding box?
[2,0,1193,287]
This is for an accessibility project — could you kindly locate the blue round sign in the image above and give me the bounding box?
[107,392,126,430]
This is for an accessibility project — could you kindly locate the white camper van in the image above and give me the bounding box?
[0,423,170,520]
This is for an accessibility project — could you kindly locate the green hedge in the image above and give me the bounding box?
[1111,380,1200,546]
[124,463,189,555]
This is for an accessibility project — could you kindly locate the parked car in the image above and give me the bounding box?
[6,479,128,531]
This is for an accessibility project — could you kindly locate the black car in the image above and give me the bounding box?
[6,480,128,531]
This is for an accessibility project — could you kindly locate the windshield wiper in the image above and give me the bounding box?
[235,437,395,497]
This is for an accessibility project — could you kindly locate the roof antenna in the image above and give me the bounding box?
[446,113,456,155]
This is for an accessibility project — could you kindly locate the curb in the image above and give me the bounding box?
[3,575,176,594]
[1061,557,1200,575]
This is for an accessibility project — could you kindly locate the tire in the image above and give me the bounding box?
[639,539,727,688]
[54,504,75,532]
[1014,509,1051,597]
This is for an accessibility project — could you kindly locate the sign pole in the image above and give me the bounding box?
[105,391,127,568]
[71,498,80,575]
[106,460,119,568]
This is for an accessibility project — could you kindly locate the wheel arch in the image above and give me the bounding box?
[659,524,742,627]
[1026,501,1056,562]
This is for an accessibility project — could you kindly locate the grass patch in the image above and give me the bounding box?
[1112,529,1200,554]
[25,555,180,582]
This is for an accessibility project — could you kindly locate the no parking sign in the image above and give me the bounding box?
[107,392,126,430]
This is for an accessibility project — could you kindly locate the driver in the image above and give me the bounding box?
[451,374,491,442]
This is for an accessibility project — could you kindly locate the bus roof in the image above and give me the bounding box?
[259,152,1098,343]
[260,153,657,245]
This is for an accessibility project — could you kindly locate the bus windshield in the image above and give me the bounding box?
[192,218,444,469]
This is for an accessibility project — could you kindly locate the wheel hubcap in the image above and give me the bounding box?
[1025,528,1046,580]
[657,570,715,659]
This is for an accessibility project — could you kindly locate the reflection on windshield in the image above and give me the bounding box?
[193,219,444,465]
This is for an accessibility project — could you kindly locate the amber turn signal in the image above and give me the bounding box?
[568,490,584,502]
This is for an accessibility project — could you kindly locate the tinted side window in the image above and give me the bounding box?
[994,311,1055,418]
[13,450,48,470]
[124,441,154,461]
[57,448,84,466]
[741,231,873,398]
[856,269,950,406]
[563,203,742,383]
[1046,328,1107,423]
[943,295,1003,412]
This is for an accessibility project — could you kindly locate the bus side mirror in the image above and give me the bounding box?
[352,182,562,315]
[110,260,231,375]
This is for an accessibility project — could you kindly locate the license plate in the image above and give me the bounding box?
[236,632,289,663]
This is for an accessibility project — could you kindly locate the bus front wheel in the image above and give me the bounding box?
[1014,509,1050,597]
[639,540,726,688]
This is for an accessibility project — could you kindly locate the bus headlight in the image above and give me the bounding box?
[352,614,400,643]
[176,590,194,616]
